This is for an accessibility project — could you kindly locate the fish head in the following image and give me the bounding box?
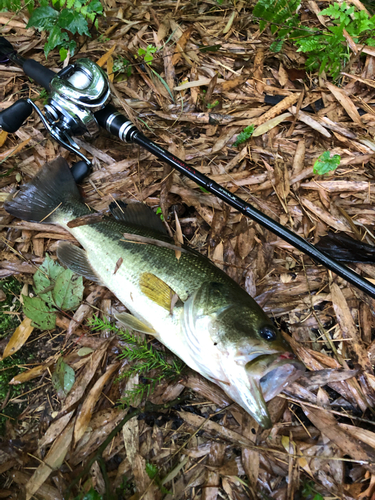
[183,282,305,428]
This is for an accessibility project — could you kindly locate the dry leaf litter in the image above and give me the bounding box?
[1,0,375,499]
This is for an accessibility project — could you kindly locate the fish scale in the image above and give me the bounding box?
[4,156,305,428]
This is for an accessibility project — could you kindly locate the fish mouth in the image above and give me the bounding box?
[247,352,305,402]
[231,352,305,428]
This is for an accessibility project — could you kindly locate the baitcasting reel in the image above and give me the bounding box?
[0,37,115,179]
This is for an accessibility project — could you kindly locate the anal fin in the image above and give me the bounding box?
[57,241,101,283]
[115,312,157,335]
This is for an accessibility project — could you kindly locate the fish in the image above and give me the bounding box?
[4,157,304,428]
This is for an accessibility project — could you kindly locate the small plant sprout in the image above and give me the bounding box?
[233,125,255,147]
[156,207,164,221]
[313,151,341,175]
[207,100,220,109]
[138,45,157,64]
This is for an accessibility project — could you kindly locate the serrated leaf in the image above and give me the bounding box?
[86,0,103,14]
[52,358,75,398]
[44,25,69,57]
[52,269,84,310]
[58,9,90,36]
[23,295,56,330]
[33,254,64,306]
[145,462,158,479]
[27,5,59,31]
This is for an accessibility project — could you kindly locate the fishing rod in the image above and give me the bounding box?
[1,37,375,300]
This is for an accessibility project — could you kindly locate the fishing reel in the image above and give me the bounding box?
[0,38,111,180]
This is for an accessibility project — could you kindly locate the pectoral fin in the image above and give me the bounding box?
[115,312,157,335]
[57,242,102,283]
[139,272,181,312]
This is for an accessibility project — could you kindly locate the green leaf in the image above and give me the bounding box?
[198,44,222,52]
[27,5,59,31]
[58,9,90,35]
[207,100,219,109]
[150,67,173,100]
[144,53,154,63]
[233,125,255,147]
[33,254,64,306]
[44,25,69,57]
[270,39,284,52]
[86,0,103,14]
[145,463,158,480]
[52,358,75,398]
[52,269,84,310]
[59,47,68,61]
[156,207,164,221]
[23,295,56,330]
[68,39,77,56]
[313,151,341,175]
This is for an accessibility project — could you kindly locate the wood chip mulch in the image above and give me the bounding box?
[1,1,375,498]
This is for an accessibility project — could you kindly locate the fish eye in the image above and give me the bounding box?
[259,326,277,341]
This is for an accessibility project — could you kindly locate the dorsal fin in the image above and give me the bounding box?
[109,200,167,235]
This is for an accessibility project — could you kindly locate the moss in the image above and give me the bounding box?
[0,353,28,435]
[0,276,23,338]
[0,277,28,435]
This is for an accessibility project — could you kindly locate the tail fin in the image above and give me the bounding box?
[4,157,82,223]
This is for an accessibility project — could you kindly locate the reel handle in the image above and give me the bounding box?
[0,99,33,133]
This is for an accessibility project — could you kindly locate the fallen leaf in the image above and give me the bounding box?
[74,363,119,446]
[2,317,33,360]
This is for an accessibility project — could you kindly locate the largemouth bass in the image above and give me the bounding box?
[5,157,304,428]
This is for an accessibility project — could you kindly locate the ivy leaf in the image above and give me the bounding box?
[44,25,69,57]
[313,151,341,175]
[58,9,90,35]
[52,358,75,399]
[23,295,56,330]
[27,5,59,31]
[52,269,84,310]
